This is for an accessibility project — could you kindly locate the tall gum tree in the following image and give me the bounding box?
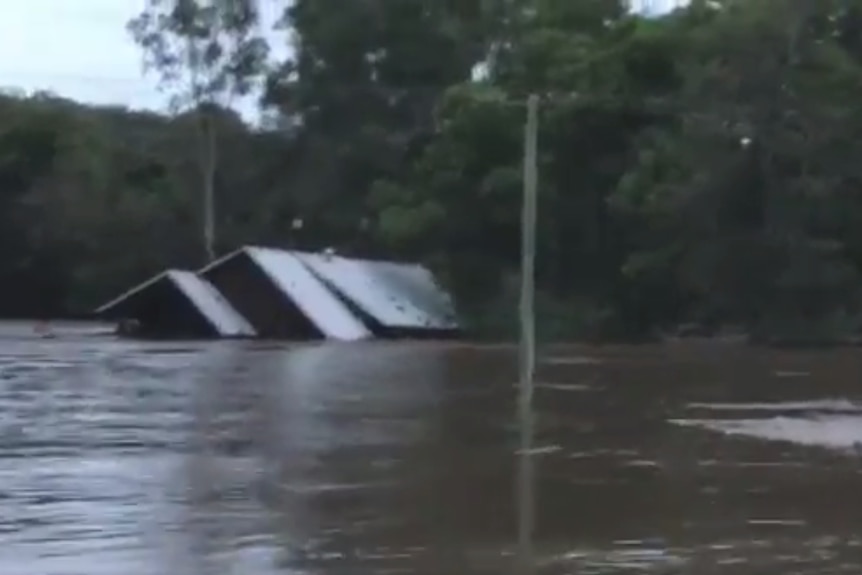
[128,0,268,263]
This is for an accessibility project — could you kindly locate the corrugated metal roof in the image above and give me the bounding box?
[296,252,459,331]
[95,269,256,338]
[168,271,256,337]
[244,247,372,341]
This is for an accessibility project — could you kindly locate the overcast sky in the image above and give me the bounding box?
[0,0,680,117]
[0,2,161,108]
[0,0,287,118]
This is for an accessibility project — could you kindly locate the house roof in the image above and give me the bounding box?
[95,269,256,338]
[97,245,459,341]
[200,246,372,341]
[296,251,458,331]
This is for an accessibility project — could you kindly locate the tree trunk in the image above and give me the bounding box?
[198,109,217,264]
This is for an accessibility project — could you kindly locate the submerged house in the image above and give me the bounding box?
[295,252,459,338]
[94,246,460,341]
[198,246,371,341]
[95,270,256,339]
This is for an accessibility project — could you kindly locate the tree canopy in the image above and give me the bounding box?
[4,0,862,343]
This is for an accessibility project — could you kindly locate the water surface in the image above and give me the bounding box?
[1,322,862,573]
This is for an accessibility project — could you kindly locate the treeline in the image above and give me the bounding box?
[0,95,299,317]
[5,0,862,343]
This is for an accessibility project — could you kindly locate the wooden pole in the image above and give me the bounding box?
[517,93,539,574]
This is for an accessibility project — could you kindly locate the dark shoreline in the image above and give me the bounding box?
[3,318,862,349]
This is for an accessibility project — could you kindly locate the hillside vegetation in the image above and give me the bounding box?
[4,0,862,343]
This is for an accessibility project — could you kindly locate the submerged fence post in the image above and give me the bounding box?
[517,93,539,574]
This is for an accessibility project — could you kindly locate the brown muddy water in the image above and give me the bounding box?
[1,321,862,574]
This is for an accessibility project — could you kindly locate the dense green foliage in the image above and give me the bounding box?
[4,0,862,343]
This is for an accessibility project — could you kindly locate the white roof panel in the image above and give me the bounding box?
[296,252,459,330]
[245,247,371,341]
[167,270,256,337]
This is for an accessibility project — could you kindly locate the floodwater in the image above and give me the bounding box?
[2,322,862,574]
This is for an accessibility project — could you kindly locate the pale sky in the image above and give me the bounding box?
[0,1,162,109]
[0,1,679,118]
[0,0,287,118]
